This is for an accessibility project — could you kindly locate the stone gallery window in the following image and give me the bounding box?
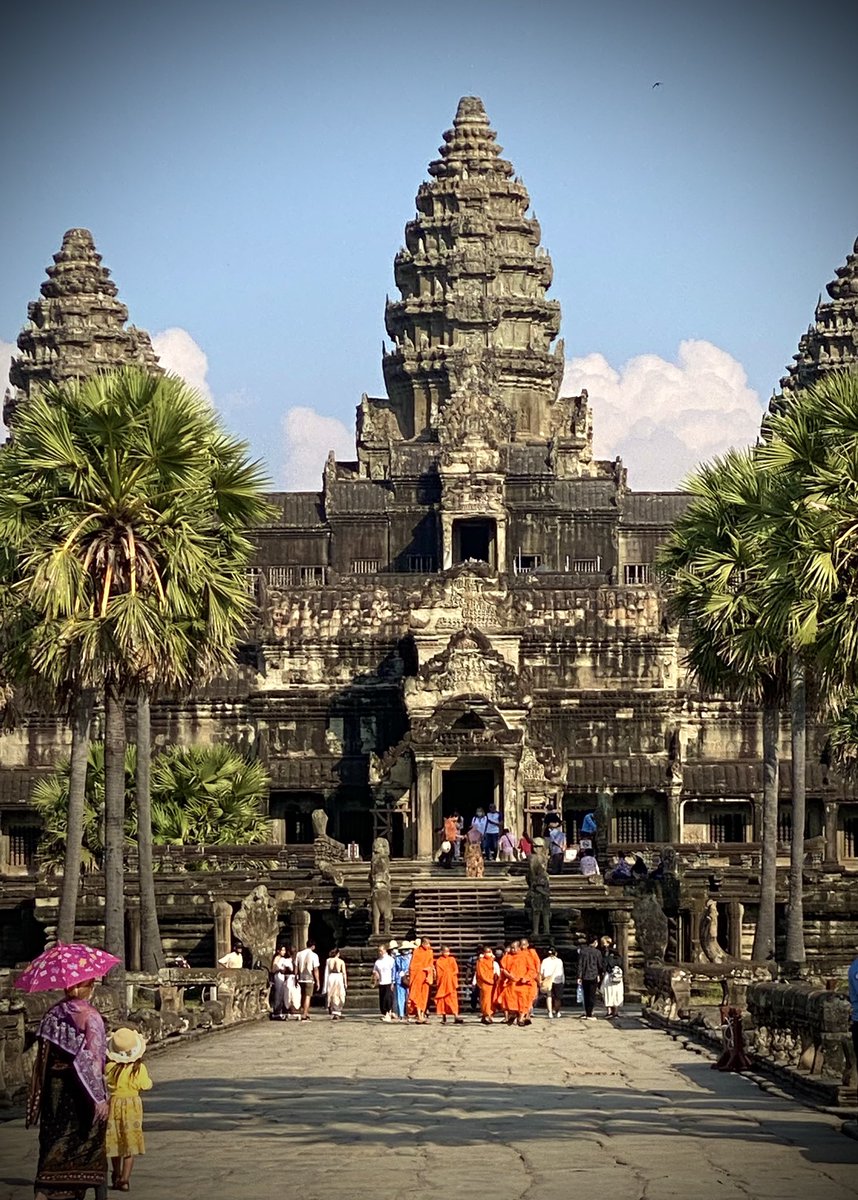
[407,554,436,573]
[843,810,858,859]
[709,810,747,843]
[513,552,542,574]
[268,565,328,588]
[351,559,380,574]
[453,518,497,568]
[624,563,652,585]
[7,825,40,869]
[616,808,655,844]
[568,556,601,574]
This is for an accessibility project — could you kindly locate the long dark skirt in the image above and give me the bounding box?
[35,1057,106,1198]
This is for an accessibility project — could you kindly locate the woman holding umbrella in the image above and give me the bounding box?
[19,942,119,1199]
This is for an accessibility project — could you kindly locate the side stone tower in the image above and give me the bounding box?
[4,227,160,428]
[381,96,565,441]
[770,235,858,413]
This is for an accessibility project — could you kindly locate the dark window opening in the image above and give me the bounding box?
[453,518,496,568]
[844,815,858,858]
[8,826,40,868]
[710,811,746,843]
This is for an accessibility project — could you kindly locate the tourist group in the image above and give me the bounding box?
[264,935,625,1025]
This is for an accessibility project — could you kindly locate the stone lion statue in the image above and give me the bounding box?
[369,836,393,937]
[526,856,551,937]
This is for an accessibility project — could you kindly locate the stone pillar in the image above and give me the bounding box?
[415,757,435,860]
[125,899,141,973]
[666,785,682,844]
[751,793,763,842]
[213,900,233,966]
[822,802,839,868]
[688,903,705,963]
[291,907,311,951]
[495,517,507,574]
[441,515,453,570]
[728,900,744,959]
[610,909,631,966]
[502,761,520,841]
[595,790,613,856]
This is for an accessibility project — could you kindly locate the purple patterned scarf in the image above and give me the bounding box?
[38,998,107,1104]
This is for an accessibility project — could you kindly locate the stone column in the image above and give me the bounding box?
[610,908,631,966]
[291,907,311,951]
[751,793,763,842]
[502,761,520,841]
[125,899,141,973]
[213,900,233,966]
[595,790,613,856]
[688,903,705,963]
[728,900,744,959]
[495,516,507,574]
[415,757,435,860]
[441,514,453,570]
[822,801,839,868]
[666,785,683,844]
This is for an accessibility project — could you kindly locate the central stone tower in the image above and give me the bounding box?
[380,96,567,442]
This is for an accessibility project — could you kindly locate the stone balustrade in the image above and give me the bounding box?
[746,980,856,1106]
[0,967,270,1110]
[643,962,772,1023]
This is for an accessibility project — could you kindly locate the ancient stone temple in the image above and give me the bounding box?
[3,227,160,427]
[1,98,857,973]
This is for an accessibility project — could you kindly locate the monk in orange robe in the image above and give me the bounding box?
[475,946,498,1024]
[505,945,534,1026]
[520,938,541,1016]
[434,947,463,1023]
[498,941,520,1023]
[407,937,434,1023]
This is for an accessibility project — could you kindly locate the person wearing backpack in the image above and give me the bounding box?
[602,942,625,1019]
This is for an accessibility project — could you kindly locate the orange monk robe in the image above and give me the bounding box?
[408,944,434,1013]
[496,952,515,1012]
[475,955,497,1018]
[523,947,541,1010]
[434,954,460,1015]
[506,949,532,1014]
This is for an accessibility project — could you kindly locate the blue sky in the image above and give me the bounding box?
[2,0,856,490]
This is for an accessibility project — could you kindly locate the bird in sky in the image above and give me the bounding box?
[652,81,662,88]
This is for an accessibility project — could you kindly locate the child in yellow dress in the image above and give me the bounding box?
[105,1027,152,1192]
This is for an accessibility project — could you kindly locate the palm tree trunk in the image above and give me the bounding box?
[56,690,95,944]
[103,688,126,991]
[785,654,806,966]
[752,691,779,963]
[136,694,165,971]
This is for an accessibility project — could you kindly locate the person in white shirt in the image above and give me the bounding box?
[373,944,396,1020]
[294,941,321,1021]
[218,944,243,969]
[539,947,565,1018]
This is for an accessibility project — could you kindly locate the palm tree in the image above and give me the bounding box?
[659,448,786,963]
[756,369,858,960]
[32,741,270,869]
[0,367,270,982]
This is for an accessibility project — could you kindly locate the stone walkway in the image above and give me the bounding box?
[2,1008,857,1200]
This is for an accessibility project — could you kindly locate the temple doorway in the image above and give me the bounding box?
[442,767,495,833]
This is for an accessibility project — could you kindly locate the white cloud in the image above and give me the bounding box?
[151,327,213,404]
[562,339,765,490]
[0,339,16,439]
[281,406,354,491]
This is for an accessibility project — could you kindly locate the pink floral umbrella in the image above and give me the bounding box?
[15,942,120,993]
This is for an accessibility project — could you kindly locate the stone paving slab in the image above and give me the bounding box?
[2,1008,857,1200]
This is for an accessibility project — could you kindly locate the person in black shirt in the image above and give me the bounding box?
[576,936,605,1020]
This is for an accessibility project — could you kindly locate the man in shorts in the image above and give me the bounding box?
[295,940,320,1021]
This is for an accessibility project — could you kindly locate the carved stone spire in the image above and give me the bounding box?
[771,235,858,412]
[4,228,160,428]
[382,97,564,441]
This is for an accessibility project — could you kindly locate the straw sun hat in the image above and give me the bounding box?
[106,1027,147,1063]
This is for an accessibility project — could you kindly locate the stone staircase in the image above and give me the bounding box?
[414,885,506,977]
